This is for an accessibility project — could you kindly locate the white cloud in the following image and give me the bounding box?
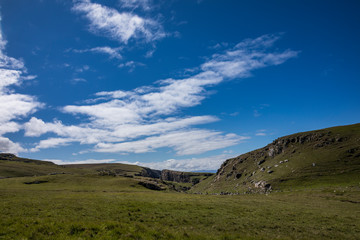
[135,154,231,171]
[0,69,22,90]
[0,15,42,153]
[30,138,74,152]
[72,0,166,44]
[94,130,248,155]
[0,136,26,154]
[74,46,123,59]
[0,122,21,135]
[0,87,42,125]
[25,116,219,148]
[62,71,223,128]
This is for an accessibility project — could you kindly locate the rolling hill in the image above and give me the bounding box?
[191,123,360,194]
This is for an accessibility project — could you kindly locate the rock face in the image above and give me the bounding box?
[140,168,161,179]
[160,169,191,183]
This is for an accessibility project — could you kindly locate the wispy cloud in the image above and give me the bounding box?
[255,129,267,136]
[201,34,298,79]
[253,104,270,117]
[71,77,87,84]
[73,46,123,60]
[118,0,152,11]
[25,116,220,147]
[118,61,145,72]
[26,34,297,156]
[75,65,90,73]
[0,15,43,154]
[94,130,247,155]
[72,0,166,44]
[30,138,74,153]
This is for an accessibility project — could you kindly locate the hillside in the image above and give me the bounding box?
[191,123,360,194]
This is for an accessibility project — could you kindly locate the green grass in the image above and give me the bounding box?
[0,174,359,240]
[0,159,64,178]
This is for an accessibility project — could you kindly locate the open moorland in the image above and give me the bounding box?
[0,123,359,239]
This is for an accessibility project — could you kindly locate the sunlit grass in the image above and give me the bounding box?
[1,174,359,239]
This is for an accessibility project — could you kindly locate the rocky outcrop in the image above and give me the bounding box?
[140,168,161,179]
[0,153,17,160]
[161,169,191,183]
[264,131,346,158]
[253,181,272,193]
[138,180,166,191]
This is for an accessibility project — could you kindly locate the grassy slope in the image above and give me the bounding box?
[0,174,359,240]
[191,123,360,193]
[0,155,64,178]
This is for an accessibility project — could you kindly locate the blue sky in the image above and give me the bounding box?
[0,0,359,171]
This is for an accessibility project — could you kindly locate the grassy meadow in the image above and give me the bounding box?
[0,173,359,240]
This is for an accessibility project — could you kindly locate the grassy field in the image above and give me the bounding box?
[1,124,360,239]
[0,173,359,240]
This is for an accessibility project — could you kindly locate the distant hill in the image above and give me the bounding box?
[0,153,63,178]
[191,123,360,194]
[0,153,213,191]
